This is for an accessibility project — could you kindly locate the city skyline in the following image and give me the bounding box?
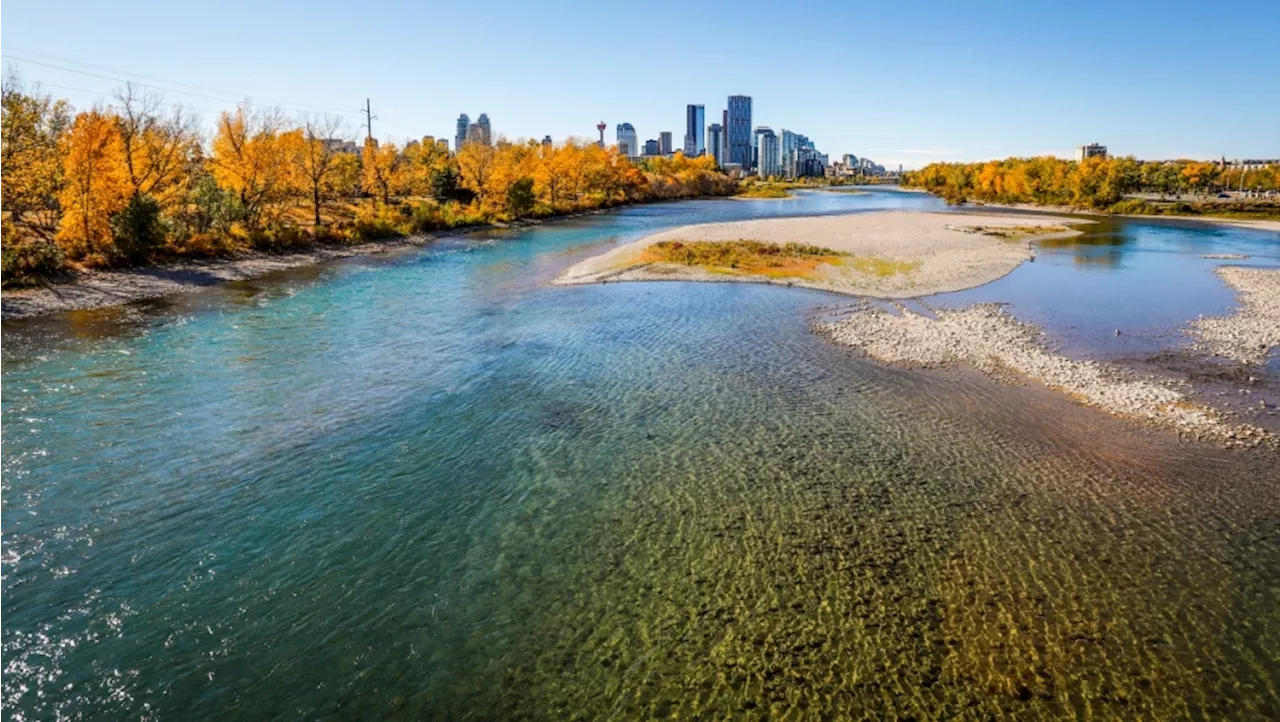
[3,0,1278,170]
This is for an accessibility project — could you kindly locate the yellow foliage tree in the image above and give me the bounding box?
[2,76,72,241]
[361,139,401,205]
[210,105,296,229]
[56,109,129,260]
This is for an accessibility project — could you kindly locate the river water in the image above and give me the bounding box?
[3,190,1278,720]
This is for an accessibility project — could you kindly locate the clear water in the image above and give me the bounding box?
[3,190,1278,720]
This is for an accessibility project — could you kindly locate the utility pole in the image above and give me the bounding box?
[362,98,377,143]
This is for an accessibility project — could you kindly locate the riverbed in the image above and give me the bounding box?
[3,189,1278,720]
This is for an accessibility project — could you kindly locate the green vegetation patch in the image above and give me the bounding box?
[735,185,793,199]
[842,255,923,277]
[640,239,846,278]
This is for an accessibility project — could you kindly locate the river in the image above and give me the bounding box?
[3,189,1278,719]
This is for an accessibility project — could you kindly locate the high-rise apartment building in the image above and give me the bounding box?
[616,123,638,158]
[455,113,469,152]
[755,128,781,178]
[726,96,752,170]
[684,104,705,156]
[707,123,725,167]
[781,130,814,177]
[659,131,673,156]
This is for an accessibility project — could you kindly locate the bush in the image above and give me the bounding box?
[506,177,536,218]
[2,221,67,287]
[353,202,411,240]
[109,194,166,264]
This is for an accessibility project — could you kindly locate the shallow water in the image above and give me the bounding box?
[3,190,1278,720]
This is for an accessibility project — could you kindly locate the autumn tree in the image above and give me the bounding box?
[361,138,401,205]
[210,104,295,229]
[292,114,358,228]
[2,71,72,241]
[457,141,497,204]
[56,109,129,261]
[114,84,199,211]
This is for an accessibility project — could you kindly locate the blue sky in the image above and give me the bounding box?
[4,0,1278,169]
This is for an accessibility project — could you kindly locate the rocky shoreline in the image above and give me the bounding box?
[816,301,1276,448]
[1188,266,1280,365]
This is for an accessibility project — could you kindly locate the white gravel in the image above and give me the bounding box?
[818,302,1275,447]
[1188,267,1280,365]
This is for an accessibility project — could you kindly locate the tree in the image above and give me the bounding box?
[56,109,129,261]
[291,115,357,228]
[506,176,536,217]
[2,71,71,241]
[114,84,199,211]
[361,139,401,205]
[456,142,497,204]
[210,104,295,229]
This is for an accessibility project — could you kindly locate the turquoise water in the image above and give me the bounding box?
[3,190,1278,720]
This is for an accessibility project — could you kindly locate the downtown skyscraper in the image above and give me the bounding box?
[726,95,752,170]
[684,104,705,157]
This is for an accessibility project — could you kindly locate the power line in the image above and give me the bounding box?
[1,53,363,120]
[3,46,360,116]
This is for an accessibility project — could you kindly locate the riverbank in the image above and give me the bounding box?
[555,210,1086,298]
[0,236,437,320]
[1188,266,1280,364]
[817,301,1275,448]
[957,200,1280,232]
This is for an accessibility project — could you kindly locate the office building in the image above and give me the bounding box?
[643,139,661,156]
[541,135,553,150]
[684,104,705,156]
[616,123,638,157]
[476,114,491,145]
[455,113,469,152]
[726,95,752,170]
[659,131,673,156]
[780,130,813,177]
[756,128,781,178]
[1075,143,1107,162]
[707,123,725,167]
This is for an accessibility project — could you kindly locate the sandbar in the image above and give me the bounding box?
[555,210,1087,298]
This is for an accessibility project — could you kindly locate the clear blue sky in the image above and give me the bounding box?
[4,0,1278,169]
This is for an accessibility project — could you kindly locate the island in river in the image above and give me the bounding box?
[555,210,1086,297]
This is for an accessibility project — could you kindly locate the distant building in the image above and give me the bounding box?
[322,139,359,154]
[1221,157,1280,171]
[780,130,814,178]
[756,128,781,178]
[477,114,491,144]
[726,95,753,170]
[684,104,705,156]
[1075,143,1107,162]
[659,131,673,156]
[616,123,638,158]
[643,139,661,156]
[437,138,450,152]
[707,123,725,167]
[542,135,553,149]
[842,153,858,168]
[596,121,607,147]
[455,114,469,152]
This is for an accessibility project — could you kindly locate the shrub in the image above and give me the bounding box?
[506,177,536,218]
[109,193,166,264]
[2,221,67,287]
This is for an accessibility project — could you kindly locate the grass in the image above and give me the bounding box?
[842,255,923,277]
[634,240,921,281]
[638,239,845,278]
[955,225,1070,243]
[735,185,793,199]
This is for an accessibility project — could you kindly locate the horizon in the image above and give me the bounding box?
[3,0,1279,171]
